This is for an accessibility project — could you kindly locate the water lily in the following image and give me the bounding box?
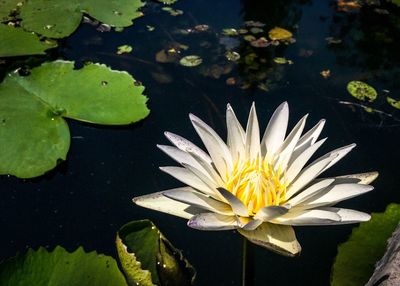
[133,102,377,256]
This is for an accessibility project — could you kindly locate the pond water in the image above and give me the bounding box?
[1,0,400,285]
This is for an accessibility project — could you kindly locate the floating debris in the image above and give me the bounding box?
[250,27,263,34]
[298,49,314,57]
[116,44,133,55]
[146,25,155,32]
[374,8,389,15]
[250,37,269,48]
[96,24,111,32]
[337,0,361,12]
[162,7,183,16]
[226,77,236,86]
[268,27,293,41]
[387,97,400,109]
[325,37,342,44]
[225,51,240,61]
[158,0,178,4]
[244,20,266,27]
[320,69,331,78]
[114,27,124,32]
[179,55,203,67]
[273,57,293,64]
[194,24,210,32]
[347,81,377,101]
[257,82,269,92]
[222,28,238,36]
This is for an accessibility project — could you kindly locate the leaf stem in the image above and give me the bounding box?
[242,238,254,286]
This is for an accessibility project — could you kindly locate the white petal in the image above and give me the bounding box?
[163,188,233,215]
[261,102,289,158]
[293,119,325,157]
[317,143,356,173]
[187,149,225,186]
[240,218,264,230]
[320,207,371,224]
[238,223,301,257]
[190,114,233,178]
[299,183,374,208]
[160,166,216,196]
[157,145,204,172]
[217,188,249,217]
[245,103,261,161]
[273,114,308,170]
[287,179,335,206]
[254,205,290,221]
[188,213,239,230]
[226,103,245,162]
[286,156,335,200]
[272,209,341,225]
[133,190,201,219]
[285,138,327,184]
[164,131,212,163]
[334,171,379,185]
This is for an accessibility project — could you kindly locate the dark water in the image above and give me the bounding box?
[1,0,400,285]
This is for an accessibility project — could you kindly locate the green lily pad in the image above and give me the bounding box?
[116,220,196,286]
[273,57,293,65]
[225,51,240,61]
[0,0,22,21]
[17,0,145,38]
[250,27,263,34]
[387,97,400,109]
[117,44,133,55]
[0,246,128,286]
[347,81,377,102]
[331,204,400,286]
[222,28,238,36]
[158,0,178,4]
[0,24,57,57]
[179,55,202,67]
[161,7,183,16]
[0,61,149,178]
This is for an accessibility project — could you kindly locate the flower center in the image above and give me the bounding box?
[225,157,287,215]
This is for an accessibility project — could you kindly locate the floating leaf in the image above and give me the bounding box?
[221,28,238,36]
[325,37,342,44]
[0,61,149,178]
[117,44,133,55]
[155,49,179,63]
[161,7,183,16]
[244,20,266,27]
[250,27,263,34]
[146,25,155,32]
[18,0,145,38]
[320,69,331,78]
[347,81,377,102]
[225,51,240,61]
[243,35,256,42]
[387,97,400,109]
[238,28,248,34]
[331,204,400,286]
[0,246,128,286]
[250,37,269,48]
[158,0,178,4]
[268,27,293,41]
[273,57,293,64]
[0,24,57,57]
[179,55,202,67]
[194,24,209,32]
[116,220,196,286]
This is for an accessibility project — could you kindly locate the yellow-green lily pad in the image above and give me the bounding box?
[268,27,293,41]
[179,55,202,67]
[225,51,240,61]
[347,81,377,102]
[273,57,293,65]
[387,97,400,109]
[117,44,133,55]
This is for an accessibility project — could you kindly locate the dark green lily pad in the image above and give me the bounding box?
[331,204,400,286]
[347,81,377,102]
[17,0,145,38]
[387,97,400,109]
[179,55,202,67]
[116,219,196,286]
[0,24,57,57]
[0,61,149,178]
[0,246,128,286]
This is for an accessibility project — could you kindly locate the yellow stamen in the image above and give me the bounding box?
[225,157,286,215]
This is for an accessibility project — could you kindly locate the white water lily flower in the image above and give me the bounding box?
[133,102,378,256]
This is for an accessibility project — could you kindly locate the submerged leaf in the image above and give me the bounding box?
[116,220,196,286]
[0,24,57,57]
[0,246,128,286]
[387,97,400,109]
[179,55,202,67]
[331,204,400,286]
[347,81,377,102]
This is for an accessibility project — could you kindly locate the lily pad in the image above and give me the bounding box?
[347,81,377,101]
[268,27,293,41]
[161,7,183,16]
[0,61,149,178]
[16,0,145,38]
[117,44,133,55]
[225,51,240,61]
[158,0,178,4]
[331,204,400,286]
[273,57,293,65]
[250,27,263,34]
[0,246,128,286]
[116,219,196,286]
[0,0,22,21]
[0,24,57,57]
[221,28,238,36]
[179,55,202,67]
[387,97,400,109]
[250,37,269,48]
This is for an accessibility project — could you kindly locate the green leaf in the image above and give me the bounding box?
[0,24,57,57]
[346,81,378,102]
[0,0,22,22]
[179,55,202,67]
[117,45,133,55]
[331,204,400,286]
[19,0,145,38]
[158,0,178,4]
[116,219,196,286]
[4,61,150,125]
[387,97,400,109]
[0,246,128,286]
[0,61,149,178]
